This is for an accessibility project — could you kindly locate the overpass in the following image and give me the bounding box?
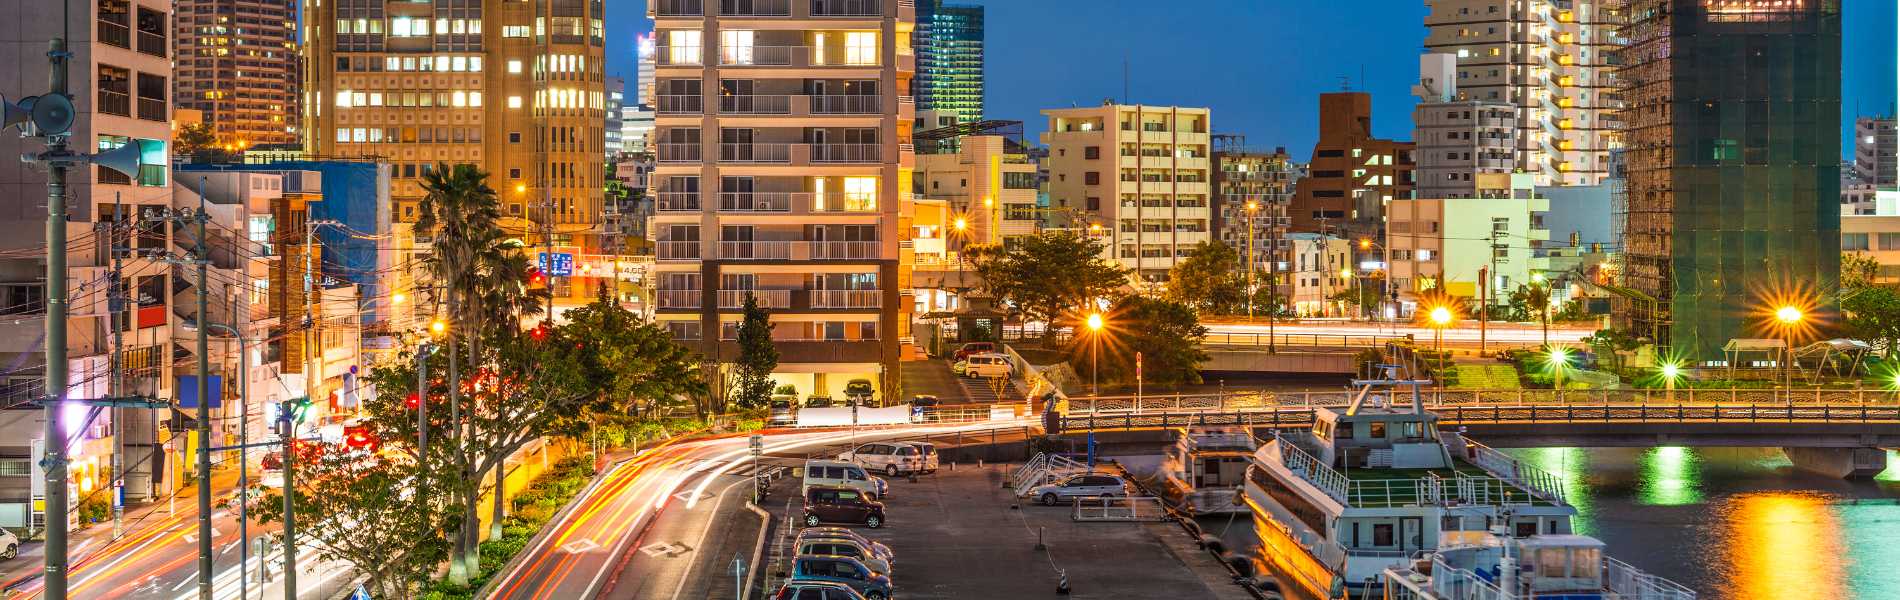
[1050,392,1900,478]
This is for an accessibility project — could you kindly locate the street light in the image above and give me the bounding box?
[1087,312,1104,396]
[1429,306,1453,368]
[1548,347,1570,392]
[1776,306,1802,391]
[1660,362,1681,393]
[431,320,448,334]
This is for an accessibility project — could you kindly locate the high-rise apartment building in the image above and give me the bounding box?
[302,0,609,305]
[1208,140,1294,279]
[1286,93,1415,248]
[1412,53,1518,199]
[171,0,302,149]
[606,75,624,154]
[1855,115,1896,185]
[648,0,914,401]
[914,0,982,123]
[1042,104,1212,282]
[1618,0,1841,360]
[1422,0,1624,187]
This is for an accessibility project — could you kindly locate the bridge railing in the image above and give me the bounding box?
[1197,331,1415,347]
[1435,404,1900,424]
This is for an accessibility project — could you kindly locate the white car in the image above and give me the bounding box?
[839,443,928,477]
[1,526,19,560]
[1027,473,1129,506]
[961,353,1013,378]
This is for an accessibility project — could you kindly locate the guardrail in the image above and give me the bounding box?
[1437,404,1900,424]
[1062,387,1900,414]
[1072,496,1175,522]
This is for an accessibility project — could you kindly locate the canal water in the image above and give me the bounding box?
[1212,448,1900,600]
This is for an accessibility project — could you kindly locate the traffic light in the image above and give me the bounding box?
[405,393,420,409]
[527,266,545,288]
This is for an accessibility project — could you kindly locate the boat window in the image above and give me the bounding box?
[1538,548,1568,578]
[1311,420,1332,440]
[1571,548,1599,577]
[1337,421,1356,439]
[1369,422,1387,438]
[1372,523,1395,546]
[1402,421,1423,439]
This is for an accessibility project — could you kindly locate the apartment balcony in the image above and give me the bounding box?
[1478,137,1512,149]
[810,0,883,16]
[719,95,791,114]
[137,31,166,57]
[718,0,791,16]
[810,290,881,309]
[658,143,703,162]
[810,95,881,114]
[719,289,791,308]
[810,144,882,163]
[653,0,703,17]
[656,241,703,261]
[714,46,882,68]
[137,96,166,122]
[718,241,792,260]
[656,46,705,66]
[1479,117,1515,128]
[810,241,880,260]
[658,289,701,308]
[657,95,703,114]
[656,192,702,211]
[99,19,130,49]
[1478,158,1510,169]
[98,90,131,117]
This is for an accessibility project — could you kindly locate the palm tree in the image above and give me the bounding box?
[1520,282,1552,348]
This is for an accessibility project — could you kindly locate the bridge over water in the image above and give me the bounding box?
[1051,390,1900,477]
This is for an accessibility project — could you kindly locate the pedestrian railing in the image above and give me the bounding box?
[1064,387,1900,413]
[1072,496,1174,522]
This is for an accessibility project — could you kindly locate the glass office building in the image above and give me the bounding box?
[1618,0,1842,361]
[915,0,984,122]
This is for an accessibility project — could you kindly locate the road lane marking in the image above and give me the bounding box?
[668,478,752,600]
[171,572,198,592]
[562,540,601,554]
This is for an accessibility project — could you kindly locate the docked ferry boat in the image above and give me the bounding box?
[1381,529,1694,600]
[1157,427,1255,515]
[1243,384,1578,598]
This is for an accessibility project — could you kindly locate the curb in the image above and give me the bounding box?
[740,503,771,600]
[474,456,628,600]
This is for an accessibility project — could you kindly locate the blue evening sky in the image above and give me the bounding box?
[606,0,1896,161]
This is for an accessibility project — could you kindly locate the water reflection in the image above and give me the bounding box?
[1495,447,1900,600]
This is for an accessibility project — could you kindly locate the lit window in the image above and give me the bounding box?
[336,128,348,143]
[352,92,367,106]
[452,19,466,34]
[436,56,451,72]
[336,91,352,107]
[1457,49,1469,58]
[368,92,382,106]
[469,92,481,107]
[385,57,400,70]
[469,57,482,71]
[369,128,383,142]
[452,56,467,71]
[508,96,522,108]
[668,30,702,65]
[844,31,878,65]
[468,19,481,34]
[403,57,416,71]
[452,91,467,107]
[352,128,366,143]
[419,57,433,71]
[436,19,449,34]
[508,60,521,73]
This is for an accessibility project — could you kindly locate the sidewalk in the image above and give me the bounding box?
[0,465,246,586]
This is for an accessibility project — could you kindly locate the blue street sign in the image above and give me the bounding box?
[538,252,574,276]
[178,375,223,408]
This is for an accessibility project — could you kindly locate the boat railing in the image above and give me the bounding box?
[1465,440,1570,505]
[1603,555,1697,600]
[1398,555,1694,600]
[1270,439,1349,505]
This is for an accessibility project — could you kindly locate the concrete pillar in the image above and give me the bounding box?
[1781,447,1889,478]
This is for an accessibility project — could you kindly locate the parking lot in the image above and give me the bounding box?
[760,462,1256,599]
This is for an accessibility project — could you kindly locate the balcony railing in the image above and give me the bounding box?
[811,290,881,309]
[718,143,792,163]
[657,290,701,308]
[656,241,702,261]
[810,0,882,16]
[810,95,881,114]
[718,192,792,212]
[656,95,703,114]
[658,143,703,162]
[718,241,792,260]
[810,241,879,260]
[99,21,130,49]
[811,144,881,163]
[809,193,879,212]
[719,95,791,114]
[656,192,702,211]
[98,90,131,117]
[717,46,793,66]
[137,96,166,122]
[137,31,166,57]
[719,289,791,308]
[715,46,881,66]
[656,46,703,66]
[655,0,705,16]
[720,0,790,16]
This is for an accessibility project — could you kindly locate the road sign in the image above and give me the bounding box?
[749,434,763,457]
[537,252,574,276]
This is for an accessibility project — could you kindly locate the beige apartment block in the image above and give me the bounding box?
[1386,173,1552,315]
[909,125,1035,312]
[302,0,609,305]
[647,0,915,402]
[1042,104,1211,281]
[1423,0,1624,187]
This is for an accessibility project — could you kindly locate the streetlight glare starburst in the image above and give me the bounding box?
[431,320,447,333]
[1087,313,1103,331]
[1776,306,1802,324]
[954,218,967,231]
[1430,306,1452,325]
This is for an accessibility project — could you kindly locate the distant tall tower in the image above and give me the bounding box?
[1617,0,1842,360]
[915,0,983,123]
[172,0,302,149]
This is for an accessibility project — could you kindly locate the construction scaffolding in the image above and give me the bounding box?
[1613,0,1675,350]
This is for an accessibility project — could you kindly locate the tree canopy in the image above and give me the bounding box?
[1063,295,1210,386]
[1843,286,1900,357]
[729,292,779,410]
[1166,241,1247,316]
[970,231,1129,330]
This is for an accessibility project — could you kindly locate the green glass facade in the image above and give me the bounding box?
[914,0,984,122]
[1619,0,1840,362]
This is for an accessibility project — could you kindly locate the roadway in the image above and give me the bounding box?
[486,420,1036,600]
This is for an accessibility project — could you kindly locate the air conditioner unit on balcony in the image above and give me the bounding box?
[658,201,671,210]
[757,202,771,211]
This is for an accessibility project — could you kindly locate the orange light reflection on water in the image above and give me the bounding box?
[1721,493,1844,600]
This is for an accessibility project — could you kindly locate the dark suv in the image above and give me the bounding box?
[804,485,885,528]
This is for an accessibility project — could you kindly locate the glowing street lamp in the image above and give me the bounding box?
[1659,362,1681,392]
[1776,306,1802,390]
[431,320,447,334]
[1429,306,1453,365]
[1548,347,1571,392]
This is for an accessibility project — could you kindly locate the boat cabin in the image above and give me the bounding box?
[1307,405,1449,470]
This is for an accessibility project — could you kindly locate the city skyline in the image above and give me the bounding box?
[607,0,1898,161]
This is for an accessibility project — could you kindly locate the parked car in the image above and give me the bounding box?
[952,341,996,361]
[803,485,886,529]
[790,555,893,600]
[797,527,893,564]
[1028,473,1130,506]
[839,443,928,477]
[769,396,799,425]
[805,396,834,409]
[842,379,875,405]
[802,460,887,500]
[909,395,939,422]
[961,353,1013,378]
[0,527,17,560]
[950,359,969,376]
[897,441,940,473]
[774,580,870,600]
[796,537,891,575]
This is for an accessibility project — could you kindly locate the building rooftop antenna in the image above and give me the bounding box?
[1338,76,1353,92]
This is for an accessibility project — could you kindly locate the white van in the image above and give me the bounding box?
[961,353,1013,378]
[802,459,889,500]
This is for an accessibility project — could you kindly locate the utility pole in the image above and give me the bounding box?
[192,180,213,600]
[109,195,126,541]
[39,36,73,600]
[1479,265,1490,357]
[289,218,336,600]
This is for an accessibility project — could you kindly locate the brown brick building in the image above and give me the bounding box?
[1287,92,1416,248]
